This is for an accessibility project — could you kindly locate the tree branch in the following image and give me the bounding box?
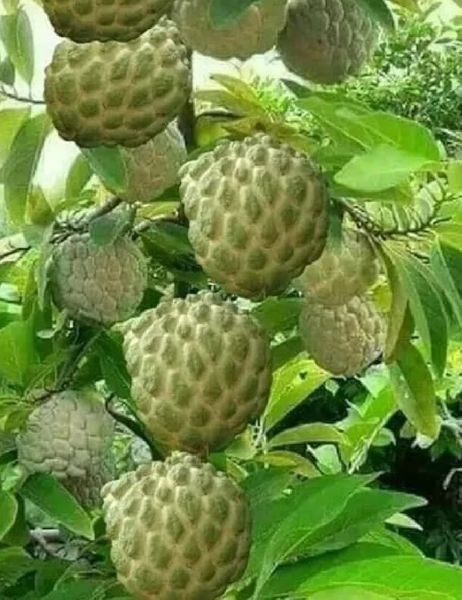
[0,86,46,106]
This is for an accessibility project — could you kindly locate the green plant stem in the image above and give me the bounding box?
[0,85,45,106]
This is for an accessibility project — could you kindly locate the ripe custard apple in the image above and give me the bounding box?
[105,123,187,204]
[294,229,380,305]
[42,0,172,42]
[51,233,147,326]
[299,295,385,376]
[180,134,329,299]
[102,452,251,600]
[17,391,114,508]
[44,19,191,148]
[277,0,379,84]
[171,0,287,60]
[121,292,272,453]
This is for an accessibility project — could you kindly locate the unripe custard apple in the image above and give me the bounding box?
[44,19,191,148]
[51,233,147,325]
[171,0,287,60]
[277,0,379,84]
[105,123,187,204]
[299,295,385,376]
[294,229,380,305]
[121,292,272,453]
[180,134,329,299]
[43,0,172,43]
[17,391,114,508]
[102,452,251,600]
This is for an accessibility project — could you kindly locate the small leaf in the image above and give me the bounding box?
[0,491,17,539]
[65,153,93,200]
[0,107,30,165]
[96,332,131,400]
[0,316,38,386]
[241,469,293,508]
[0,547,37,588]
[81,146,127,195]
[269,423,346,448]
[357,0,396,31]
[89,209,131,247]
[252,298,303,336]
[0,56,14,85]
[447,160,462,194]
[14,8,34,84]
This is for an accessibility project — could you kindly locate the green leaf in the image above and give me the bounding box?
[254,451,320,478]
[252,298,303,336]
[40,580,104,600]
[89,208,132,247]
[3,113,52,224]
[0,107,30,166]
[209,0,260,27]
[0,56,14,86]
[14,9,34,85]
[81,146,127,195]
[269,423,346,449]
[241,469,293,508]
[357,0,396,31]
[447,160,462,194]
[431,240,462,328]
[96,332,131,400]
[0,547,37,588]
[20,473,94,540]
[0,491,17,540]
[0,316,38,386]
[65,153,92,200]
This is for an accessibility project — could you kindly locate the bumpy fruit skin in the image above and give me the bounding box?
[109,123,187,204]
[51,233,147,325]
[294,230,379,305]
[122,292,272,453]
[17,391,114,508]
[180,134,329,299]
[277,0,378,84]
[43,0,172,43]
[102,452,251,600]
[299,295,385,376]
[44,19,191,148]
[172,0,287,59]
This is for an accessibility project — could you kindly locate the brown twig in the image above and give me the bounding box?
[0,86,46,106]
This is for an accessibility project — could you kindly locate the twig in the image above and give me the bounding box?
[82,196,123,226]
[0,245,29,262]
[0,86,46,106]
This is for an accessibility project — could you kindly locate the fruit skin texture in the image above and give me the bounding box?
[51,233,147,326]
[44,19,191,148]
[172,0,287,60]
[122,292,272,453]
[17,391,114,508]
[102,452,251,600]
[294,230,380,305]
[43,0,172,43]
[277,0,378,84]
[299,295,385,376]
[180,134,329,299]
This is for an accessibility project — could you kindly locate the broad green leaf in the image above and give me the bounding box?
[3,113,52,224]
[89,209,132,246]
[2,495,29,546]
[0,56,14,86]
[20,473,94,540]
[209,0,260,27]
[0,107,30,166]
[241,468,293,508]
[431,241,462,328]
[0,491,17,539]
[271,336,304,371]
[447,160,462,194]
[357,0,395,31]
[14,9,34,84]
[96,332,131,400]
[252,298,303,336]
[41,580,104,600]
[364,527,422,556]
[81,146,127,194]
[309,590,392,600]
[254,451,320,478]
[269,423,345,448]
[65,153,93,200]
[0,547,37,588]
[435,223,462,250]
[0,316,38,386]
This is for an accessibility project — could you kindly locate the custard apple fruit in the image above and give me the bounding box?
[299,295,385,376]
[17,391,114,507]
[51,233,147,325]
[180,134,329,299]
[44,19,191,147]
[102,452,251,600]
[171,0,287,60]
[105,123,187,204]
[43,0,172,42]
[294,229,380,305]
[121,292,272,453]
[277,0,378,84]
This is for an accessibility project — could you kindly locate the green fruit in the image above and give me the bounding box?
[121,292,272,453]
[299,295,385,376]
[44,19,191,148]
[102,452,251,600]
[51,233,147,325]
[105,123,187,204]
[180,134,329,299]
[294,229,380,305]
[43,0,172,42]
[277,0,378,84]
[17,391,114,508]
[172,0,287,59]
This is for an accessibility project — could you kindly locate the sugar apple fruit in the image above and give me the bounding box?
[51,233,147,325]
[44,19,191,148]
[121,292,272,453]
[299,295,385,376]
[294,229,380,305]
[42,0,172,43]
[17,391,114,508]
[105,123,187,204]
[102,452,251,600]
[171,0,287,60]
[180,134,329,299]
[277,0,378,84]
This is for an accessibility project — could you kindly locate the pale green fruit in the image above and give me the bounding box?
[277,0,378,84]
[43,0,172,42]
[102,452,251,600]
[180,134,329,299]
[299,295,385,376]
[44,19,191,148]
[172,0,287,59]
[106,123,187,204]
[51,233,147,325]
[294,229,380,305]
[17,391,114,508]
[121,292,272,452]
